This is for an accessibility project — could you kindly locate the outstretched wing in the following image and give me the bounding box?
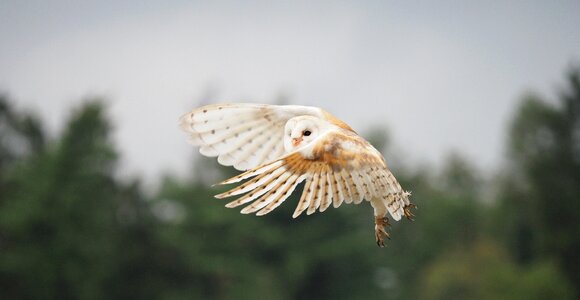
[180,103,333,171]
[214,130,411,220]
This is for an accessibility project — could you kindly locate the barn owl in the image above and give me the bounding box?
[179,103,415,247]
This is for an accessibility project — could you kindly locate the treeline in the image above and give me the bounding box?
[0,69,578,299]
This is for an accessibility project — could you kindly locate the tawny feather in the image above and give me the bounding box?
[292,177,312,218]
[331,172,343,208]
[307,167,323,215]
[240,172,292,214]
[338,169,354,204]
[257,174,306,216]
[180,103,414,246]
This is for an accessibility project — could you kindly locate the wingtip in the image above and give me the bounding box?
[215,178,236,186]
[392,213,402,222]
[225,201,239,208]
[178,112,194,131]
[240,207,253,214]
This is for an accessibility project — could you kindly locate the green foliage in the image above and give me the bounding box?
[0,94,45,172]
[153,176,385,299]
[499,67,580,296]
[421,240,573,300]
[0,99,155,299]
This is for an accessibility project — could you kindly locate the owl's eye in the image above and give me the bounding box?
[303,130,311,136]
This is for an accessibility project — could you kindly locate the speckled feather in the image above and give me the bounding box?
[180,103,414,246]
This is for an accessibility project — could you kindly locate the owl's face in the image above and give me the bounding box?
[284,116,324,152]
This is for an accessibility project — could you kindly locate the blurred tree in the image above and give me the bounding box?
[0,94,45,174]
[0,99,117,298]
[421,239,573,300]
[387,154,484,299]
[364,127,390,154]
[0,98,159,299]
[152,160,386,299]
[439,152,482,199]
[498,67,580,297]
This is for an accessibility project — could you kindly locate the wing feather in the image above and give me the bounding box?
[216,123,272,168]
[265,131,285,162]
[218,159,283,185]
[215,166,286,198]
[232,126,278,170]
[180,103,330,170]
[212,126,411,220]
[385,194,404,221]
[193,118,267,145]
[240,172,293,214]
[330,172,343,208]
[362,169,378,197]
[338,169,354,204]
[223,167,287,208]
[319,171,333,212]
[307,166,324,215]
[199,145,219,157]
[257,174,307,216]
[190,115,255,133]
[293,176,315,218]
[350,172,367,204]
[250,130,282,168]
[387,172,402,194]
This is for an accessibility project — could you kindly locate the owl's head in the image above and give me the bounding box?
[284,116,325,152]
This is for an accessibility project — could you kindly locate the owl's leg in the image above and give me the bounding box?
[370,198,390,247]
[403,202,417,221]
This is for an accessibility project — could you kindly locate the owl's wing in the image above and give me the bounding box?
[214,130,411,220]
[180,103,346,171]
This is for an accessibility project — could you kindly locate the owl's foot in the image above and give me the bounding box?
[374,217,391,247]
[403,203,417,221]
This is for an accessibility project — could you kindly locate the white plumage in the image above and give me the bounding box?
[180,103,415,247]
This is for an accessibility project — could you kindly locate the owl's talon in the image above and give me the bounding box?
[403,203,417,221]
[375,217,391,247]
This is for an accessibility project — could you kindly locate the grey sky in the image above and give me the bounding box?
[1,1,579,181]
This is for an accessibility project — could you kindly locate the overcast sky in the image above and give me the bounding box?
[1,1,579,182]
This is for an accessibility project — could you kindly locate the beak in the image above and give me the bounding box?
[292,137,302,147]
